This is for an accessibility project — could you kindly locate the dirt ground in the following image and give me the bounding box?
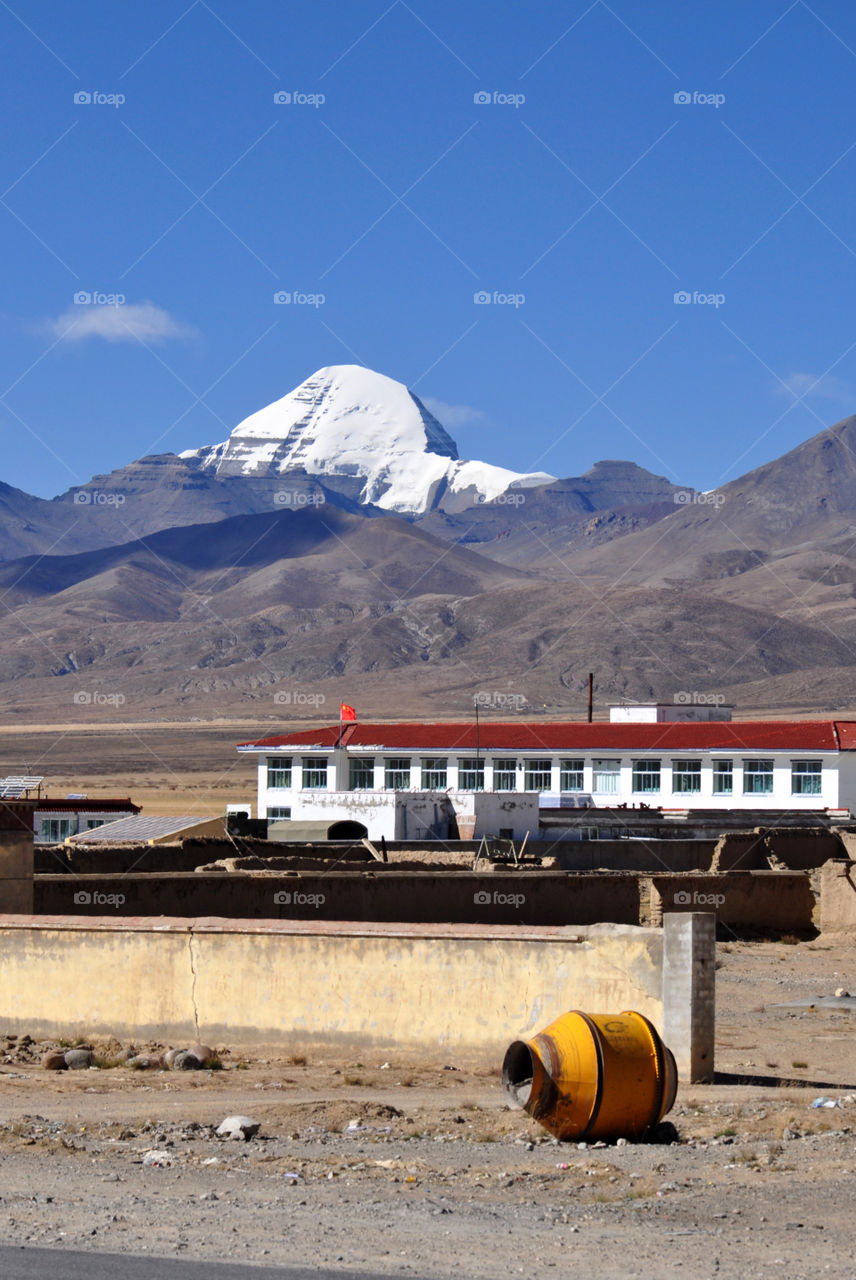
[2,939,856,1277]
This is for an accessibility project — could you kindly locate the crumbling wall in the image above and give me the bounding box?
[0,830,32,913]
[34,870,642,927]
[820,859,856,934]
[650,871,815,933]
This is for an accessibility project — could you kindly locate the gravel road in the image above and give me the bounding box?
[2,939,856,1278]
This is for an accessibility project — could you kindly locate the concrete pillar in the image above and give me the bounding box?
[0,800,35,914]
[662,911,715,1083]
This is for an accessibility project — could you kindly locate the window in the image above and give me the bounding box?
[493,758,517,791]
[632,759,661,794]
[792,759,822,796]
[672,760,701,794]
[267,756,292,789]
[593,759,621,794]
[86,818,106,830]
[421,757,447,789]
[266,807,291,819]
[41,818,74,843]
[384,758,412,789]
[560,759,585,791]
[524,759,553,791]
[458,758,485,791]
[712,759,733,794]
[302,757,329,790]
[743,759,774,795]
[349,758,375,790]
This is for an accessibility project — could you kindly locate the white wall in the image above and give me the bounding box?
[34,808,137,844]
[253,748,846,818]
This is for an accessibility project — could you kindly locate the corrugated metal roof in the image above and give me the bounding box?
[238,720,856,753]
[66,815,214,843]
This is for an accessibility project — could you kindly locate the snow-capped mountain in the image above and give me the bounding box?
[180,365,554,513]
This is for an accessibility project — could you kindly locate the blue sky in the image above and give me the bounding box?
[3,0,856,498]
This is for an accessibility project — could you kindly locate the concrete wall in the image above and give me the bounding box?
[283,791,538,841]
[452,793,540,841]
[34,870,642,927]
[0,913,713,1078]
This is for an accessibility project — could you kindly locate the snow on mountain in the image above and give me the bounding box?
[180,365,554,513]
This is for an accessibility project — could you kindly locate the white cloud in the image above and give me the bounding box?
[421,396,488,428]
[46,300,197,344]
[779,372,855,405]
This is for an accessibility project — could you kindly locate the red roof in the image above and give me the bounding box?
[36,798,141,813]
[238,720,856,753]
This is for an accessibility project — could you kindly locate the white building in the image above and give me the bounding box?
[34,797,141,844]
[238,712,856,837]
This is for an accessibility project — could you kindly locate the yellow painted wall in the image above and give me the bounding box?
[0,918,664,1060]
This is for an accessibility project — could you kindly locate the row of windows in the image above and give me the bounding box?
[267,756,824,796]
[38,817,106,842]
[267,755,570,791]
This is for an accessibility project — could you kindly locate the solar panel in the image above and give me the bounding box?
[0,775,44,798]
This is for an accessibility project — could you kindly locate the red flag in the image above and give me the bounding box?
[340,703,356,722]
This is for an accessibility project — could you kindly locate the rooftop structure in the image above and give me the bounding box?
[65,814,226,846]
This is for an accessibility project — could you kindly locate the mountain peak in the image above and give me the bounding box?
[181,364,553,514]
